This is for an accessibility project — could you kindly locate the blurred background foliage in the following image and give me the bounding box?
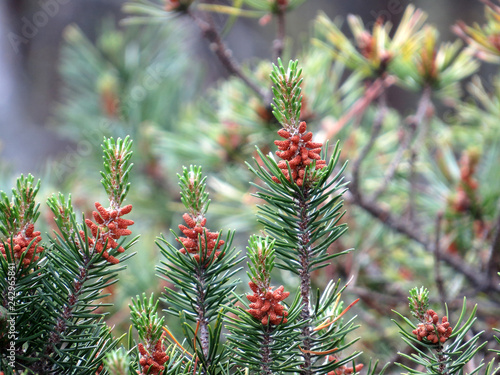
[2,0,500,371]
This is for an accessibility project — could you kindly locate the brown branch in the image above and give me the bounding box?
[344,189,500,294]
[273,4,286,60]
[187,9,267,100]
[324,75,395,140]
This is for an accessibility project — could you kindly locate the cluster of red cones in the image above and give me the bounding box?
[326,355,364,375]
[0,223,43,267]
[246,281,289,326]
[177,213,224,263]
[273,121,326,187]
[412,309,452,344]
[138,335,169,375]
[82,202,134,264]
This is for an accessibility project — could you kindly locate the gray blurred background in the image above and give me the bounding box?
[0,0,484,173]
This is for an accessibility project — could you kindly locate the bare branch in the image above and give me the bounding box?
[433,212,446,311]
[344,189,500,294]
[187,9,267,100]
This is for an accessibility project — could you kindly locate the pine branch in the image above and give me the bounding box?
[35,136,135,373]
[130,293,169,375]
[0,137,137,373]
[157,165,241,374]
[0,175,47,373]
[250,144,352,373]
[226,236,302,374]
[395,288,486,375]
[250,59,362,374]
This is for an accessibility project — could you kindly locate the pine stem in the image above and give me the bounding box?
[261,327,273,375]
[34,256,91,373]
[195,265,210,373]
[297,192,313,375]
[437,348,449,375]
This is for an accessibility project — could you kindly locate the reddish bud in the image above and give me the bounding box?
[298,122,307,133]
[301,132,313,142]
[277,129,290,138]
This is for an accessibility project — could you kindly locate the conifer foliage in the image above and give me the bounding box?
[0,137,137,374]
[4,59,496,375]
[225,235,302,374]
[156,165,242,374]
[393,287,494,375]
[249,58,361,374]
[130,294,169,375]
[122,59,363,375]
